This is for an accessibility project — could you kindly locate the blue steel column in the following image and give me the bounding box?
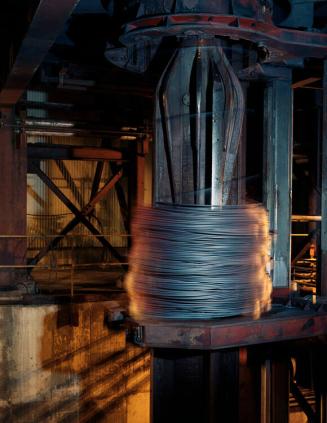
[321,60,327,296]
[264,70,293,288]
[318,59,327,423]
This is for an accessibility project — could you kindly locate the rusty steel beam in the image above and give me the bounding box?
[0,0,80,107]
[83,168,124,214]
[28,216,80,267]
[110,162,129,233]
[30,162,124,263]
[134,308,327,350]
[121,15,327,60]
[55,160,84,209]
[292,215,321,222]
[28,164,123,266]
[29,162,121,265]
[27,144,123,161]
[292,77,321,90]
[90,161,105,200]
[290,380,316,423]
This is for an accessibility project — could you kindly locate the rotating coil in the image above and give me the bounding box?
[126,204,272,320]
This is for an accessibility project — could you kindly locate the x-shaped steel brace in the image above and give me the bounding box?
[28,161,125,268]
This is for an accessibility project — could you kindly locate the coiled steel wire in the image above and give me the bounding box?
[126,204,272,320]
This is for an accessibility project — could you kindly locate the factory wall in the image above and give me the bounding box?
[27,135,128,267]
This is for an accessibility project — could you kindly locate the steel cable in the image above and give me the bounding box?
[126,204,272,320]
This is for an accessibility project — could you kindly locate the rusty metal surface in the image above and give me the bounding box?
[134,306,327,350]
[0,115,27,288]
[27,143,123,161]
[121,15,327,61]
[154,44,245,205]
[29,162,125,264]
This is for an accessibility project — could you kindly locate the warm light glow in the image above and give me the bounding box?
[25,130,74,137]
[120,135,137,141]
[25,120,75,128]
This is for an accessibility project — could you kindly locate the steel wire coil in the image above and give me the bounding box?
[126,204,272,320]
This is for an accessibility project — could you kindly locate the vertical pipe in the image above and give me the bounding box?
[264,71,293,288]
[319,59,327,423]
[261,360,271,423]
[320,60,327,296]
[195,48,208,205]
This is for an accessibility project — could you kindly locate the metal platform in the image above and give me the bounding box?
[133,304,327,350]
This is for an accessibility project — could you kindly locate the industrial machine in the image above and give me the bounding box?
[103,1,327,422]
[0,0,326,421]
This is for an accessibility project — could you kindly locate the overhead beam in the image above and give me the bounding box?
[0,0,80,107]
[27,144,123,161]
[292,77,321,90]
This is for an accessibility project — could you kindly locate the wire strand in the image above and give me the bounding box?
[126,204,272,320]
